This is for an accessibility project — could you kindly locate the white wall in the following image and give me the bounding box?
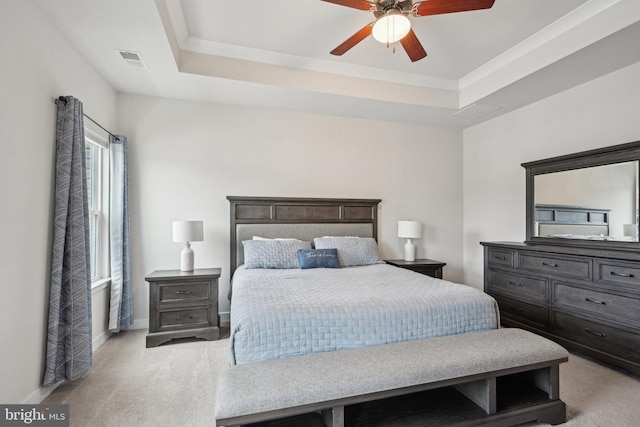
[117,94,464,322]
[462,62,640,288]
[0,2,117,404]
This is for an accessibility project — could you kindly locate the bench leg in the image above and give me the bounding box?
[454,377,496,414]
[535,400,567,425]
[322,406,344,427]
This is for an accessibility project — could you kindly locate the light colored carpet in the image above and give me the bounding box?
[43,330,640,426]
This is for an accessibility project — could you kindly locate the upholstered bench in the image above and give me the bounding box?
[214,328,568,427]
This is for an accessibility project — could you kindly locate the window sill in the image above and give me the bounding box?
[92,277,111,292]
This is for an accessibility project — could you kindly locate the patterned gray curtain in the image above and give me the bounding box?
[43,96,92,387]
[108,135,133,332]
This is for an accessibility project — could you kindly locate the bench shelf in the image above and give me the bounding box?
[215,329,569,427]
[245,368,563,427]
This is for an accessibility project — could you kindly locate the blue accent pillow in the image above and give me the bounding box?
[298,249,341,269]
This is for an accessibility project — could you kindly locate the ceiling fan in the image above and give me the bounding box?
[322,0,496,62]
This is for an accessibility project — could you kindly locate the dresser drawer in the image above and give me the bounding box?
[158,307,211,330]
[553,311,640,362]
[158,281,211,304]
[493,294,548,330]
[553,282,640,324]
[487,248,513,267]
[518,253,591,279]
[488,271,547,302]
[595,260,640,290]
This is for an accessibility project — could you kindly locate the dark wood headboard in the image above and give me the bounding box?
[227,196,381,277]
[535,204,611,236]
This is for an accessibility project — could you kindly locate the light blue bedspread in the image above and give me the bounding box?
[230,264,499,365]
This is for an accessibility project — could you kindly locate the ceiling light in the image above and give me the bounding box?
[372,11,411,44]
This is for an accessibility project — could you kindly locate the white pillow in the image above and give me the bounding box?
[242,239,312,269]
[313,236,384,267]
[252,236,304,241]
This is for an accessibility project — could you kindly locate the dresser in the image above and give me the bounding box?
[146,268,220,347]
[482,242,640,376]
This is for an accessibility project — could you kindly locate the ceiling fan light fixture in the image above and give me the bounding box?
[372,11,410,44]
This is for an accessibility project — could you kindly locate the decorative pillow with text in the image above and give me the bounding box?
[298,248,341,269]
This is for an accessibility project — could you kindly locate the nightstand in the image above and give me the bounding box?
[145,268,220,347]
[386,259,446,279]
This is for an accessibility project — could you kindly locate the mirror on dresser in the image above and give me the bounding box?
[523,141,640,251]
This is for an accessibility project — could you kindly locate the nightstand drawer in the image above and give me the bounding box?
[553,282,640,324]
[158,281,210,304]
[158,307,210,330]
[488,270,547,302]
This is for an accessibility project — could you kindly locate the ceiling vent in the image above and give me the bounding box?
[116,50,148,69]
[452,103,501,118]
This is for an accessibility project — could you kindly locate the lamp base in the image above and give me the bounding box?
[180,243,194,271]
[403,239,416,262]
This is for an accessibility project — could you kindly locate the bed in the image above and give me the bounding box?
[227,196,500,365]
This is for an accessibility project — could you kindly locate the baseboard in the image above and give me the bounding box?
[23,382,62,405]
[93,329,112,352]
[130,318,149,330]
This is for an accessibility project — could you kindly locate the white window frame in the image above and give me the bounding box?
[85,128,109,287]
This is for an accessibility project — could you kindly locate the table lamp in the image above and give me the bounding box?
[172,221,204,271]
[398,220,421,262]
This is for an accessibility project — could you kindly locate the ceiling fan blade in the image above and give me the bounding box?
[320,0,374,11]
[400,29,427,62]
[414,0,495,16]
[330,23,373,56]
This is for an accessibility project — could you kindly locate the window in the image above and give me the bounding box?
[85,128,108,283]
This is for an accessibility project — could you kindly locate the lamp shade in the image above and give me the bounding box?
[172,221,204,243]
[398,220,421,239]
[372,11,411,44]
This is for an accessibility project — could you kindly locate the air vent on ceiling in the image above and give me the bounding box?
[116,50,148,69]
[452,103,501,118]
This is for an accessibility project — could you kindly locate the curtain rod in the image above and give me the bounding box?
[54,96,120,142]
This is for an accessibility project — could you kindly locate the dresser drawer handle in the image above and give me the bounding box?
[610,271,634,278]
[176,290,193,295]
[585,297,606,305]
[176,315,193,320]
[542,262,558,267]
[494,255,508,261]
[508,281,522,287]
[584,328,606,338]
